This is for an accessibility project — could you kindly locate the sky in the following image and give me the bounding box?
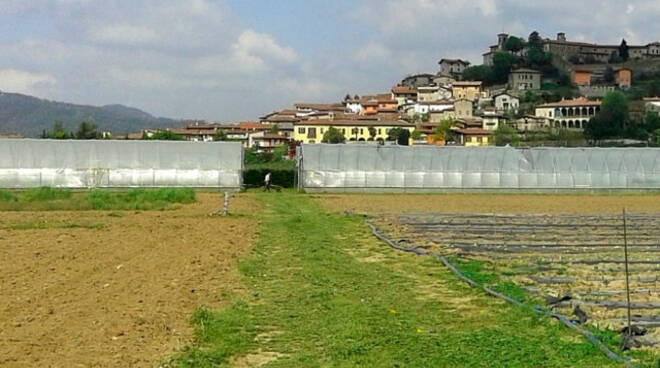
[1,0,659,122]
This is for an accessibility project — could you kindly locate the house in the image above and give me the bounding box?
[248,132,291,153]
[572,69,592,86]
[514,115,549,131]
[452,81,482,101]
[403,100,454,117]
[416,85,452,102]
[293,119,415,144]
[483,33,511,66]
[535,97,601,129]
[433,73,456,87]
[644,97,660,113]
[493,92,520,112]
[391,86,417,106]
[508,68,542,91]
[454,129,493,146]
[454,99,473,119]
[482,111,505,131]
[400,73,436,88]
[438,58,471,77]
[615,68,632,89]
[294,103,347,117]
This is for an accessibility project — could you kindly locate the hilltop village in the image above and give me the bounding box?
[13,31,660,150]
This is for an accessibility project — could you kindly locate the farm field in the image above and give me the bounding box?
[2,190,660,367]
[316,193,660,367]
[0,192,257,367]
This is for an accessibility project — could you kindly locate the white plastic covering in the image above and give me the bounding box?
[298,144,660,191]
[0,139,243,188]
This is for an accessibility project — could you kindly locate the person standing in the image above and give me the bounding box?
[264,172,272,191]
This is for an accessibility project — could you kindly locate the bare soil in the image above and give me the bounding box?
[315,193,660,215]
[0,193,257,367]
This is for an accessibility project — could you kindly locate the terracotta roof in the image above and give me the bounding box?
[392,86,417,94]
[537,97,601,108]
[294,103,346,111]
[295,119,413,127]
[254,134,291,140]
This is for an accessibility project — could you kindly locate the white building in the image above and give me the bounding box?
[493,92,520,112]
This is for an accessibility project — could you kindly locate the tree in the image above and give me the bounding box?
[645,112,660,132]
[619,39,629,61]
[344,94,351,101]
[433,120,455,142]
[387,127,411,146]
[462,65,492,83]
[50,120,69,139]
[504,36,525,53]
[144,130,185,140]
[493,124,520,146]
[646,80,660,97]
[603,66,615,84]
[368,127,377,140]
[528,31,542,49]
[492,52,518,84]
[269,124,280,134]
[321,126,346,144]
[213,129,227,141]
[75,121,98,139]
[411,130,423,140]
[584,91,629,141]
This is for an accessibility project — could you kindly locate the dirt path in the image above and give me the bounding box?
[315,193,660,214]
[0,193,257,367]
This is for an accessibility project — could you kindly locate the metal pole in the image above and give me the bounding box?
[623,208,632,337]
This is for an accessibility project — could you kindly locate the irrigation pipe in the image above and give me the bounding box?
[365,220,636,368]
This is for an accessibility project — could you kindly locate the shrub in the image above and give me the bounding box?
[22,187,72,202]
[243,169,295,188]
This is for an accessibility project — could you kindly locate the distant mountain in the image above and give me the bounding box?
[0,91,183,137]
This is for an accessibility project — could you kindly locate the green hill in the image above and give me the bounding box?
[0,91,182,137]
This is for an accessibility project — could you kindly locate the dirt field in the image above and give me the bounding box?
[0,193,257,367]
[315,193,660,214]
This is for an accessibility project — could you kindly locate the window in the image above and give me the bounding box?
[320,128,325,134]
[477,137,483,143]
[298,127,306,134]
[307,127,317,139]
[378,128,382,135]
[342,129,346,134]
[360,128,364,135]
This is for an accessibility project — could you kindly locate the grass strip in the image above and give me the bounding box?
[172,193,624,367]
[0,188,195,211]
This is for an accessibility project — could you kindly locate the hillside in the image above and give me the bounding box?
[0,92,182,137]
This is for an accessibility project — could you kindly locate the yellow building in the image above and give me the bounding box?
[454,128,493,146]
[293,119,415,144]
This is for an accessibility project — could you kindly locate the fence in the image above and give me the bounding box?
[0,139,243,189]
[297,144,660,191]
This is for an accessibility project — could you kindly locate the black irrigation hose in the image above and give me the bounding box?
[365,220,637,368]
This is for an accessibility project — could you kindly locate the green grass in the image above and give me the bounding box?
[22,187,72,202]
[171,193,631,367]
[0,189,18,202]
[0,188,196,211]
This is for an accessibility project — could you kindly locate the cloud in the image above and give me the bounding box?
[89,24,160,45]
[0,69,56,94]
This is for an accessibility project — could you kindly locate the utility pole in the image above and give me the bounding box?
[623,208,632,338]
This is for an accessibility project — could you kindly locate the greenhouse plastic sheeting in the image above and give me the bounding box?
[0,139,243,188]
[298,145,660,191]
